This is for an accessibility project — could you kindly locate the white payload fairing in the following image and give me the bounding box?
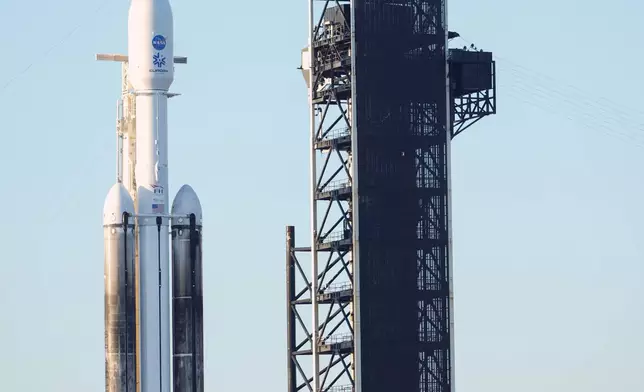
[101,1,204,392]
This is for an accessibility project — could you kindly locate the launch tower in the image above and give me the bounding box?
[287,1,496,392]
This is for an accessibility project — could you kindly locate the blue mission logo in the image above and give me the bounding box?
[152,35,166,51]
[150,52,168,73]
[153,53,166,68]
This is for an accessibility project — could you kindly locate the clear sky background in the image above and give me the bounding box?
[0,0,642,391]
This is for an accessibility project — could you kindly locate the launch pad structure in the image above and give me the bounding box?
[287,1,496,392]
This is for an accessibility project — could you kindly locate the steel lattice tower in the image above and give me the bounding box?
[287,1,496,392]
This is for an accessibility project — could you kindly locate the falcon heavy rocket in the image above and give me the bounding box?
[101,1,204,391]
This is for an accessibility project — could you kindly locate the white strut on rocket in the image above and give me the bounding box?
[100,1,205,392]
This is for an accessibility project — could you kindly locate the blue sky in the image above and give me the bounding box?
[0,0,642,391]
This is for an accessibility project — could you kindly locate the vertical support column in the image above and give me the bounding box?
[444,3,456,391]
[349,2,361,391]
[116,100,124,184]
[286,226,297,392]
[307,0,320,390]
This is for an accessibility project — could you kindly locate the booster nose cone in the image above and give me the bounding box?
[171,184,203,224]
[103,183,135,226]
[128,0,174,91]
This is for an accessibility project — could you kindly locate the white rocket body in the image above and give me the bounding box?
[128,1,173,392]
[102,1,204,391]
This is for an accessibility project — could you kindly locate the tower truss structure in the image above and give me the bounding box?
[287,1,496,392]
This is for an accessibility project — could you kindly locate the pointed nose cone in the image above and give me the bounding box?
[103,183,135,226]
[128,0,174,91]
[171,184,203,225]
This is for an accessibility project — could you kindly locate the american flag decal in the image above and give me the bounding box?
[152,203,164,213]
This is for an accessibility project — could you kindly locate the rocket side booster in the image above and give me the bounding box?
[171,185,204,392]
[129,1,174,392]
[103,184,137,392]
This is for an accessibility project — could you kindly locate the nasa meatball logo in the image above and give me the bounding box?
[152,35,166,51]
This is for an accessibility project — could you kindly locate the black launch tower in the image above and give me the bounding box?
[286,1,496,391]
